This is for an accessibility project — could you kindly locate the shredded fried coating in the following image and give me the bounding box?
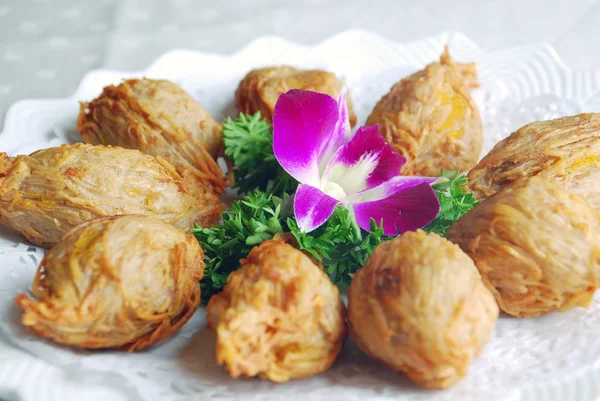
[77,78,227,194]
[234,66,357,126]
[468,113,600,210]
[366,47,482,176]
[0,143,223,248]
[15,215,204,351]
[206,240,347,382]
[446,177,600,318]
[348,230,498,389]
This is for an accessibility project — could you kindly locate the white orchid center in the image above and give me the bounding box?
[321,152,380,201]
[322,181,347,200]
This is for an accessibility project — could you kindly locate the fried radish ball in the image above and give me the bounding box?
[468,113,600,210]
[348,230,498,389]
[206,240,347,382]
[15,215,204,351]
[77,78,226,194]
[446,177,600,318]
[234,66,357,126]
[366,47,483,176]
[0,143,223,248]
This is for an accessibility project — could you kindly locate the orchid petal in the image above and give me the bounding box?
[294,184,340,233]
[353,182,440,236]
[336,90,352,142]
[317,90,353,173]
[347,175,438,204]
[322,125,406,195]
[273,90,349,187]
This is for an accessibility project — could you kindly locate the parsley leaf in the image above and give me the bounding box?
[222,112,298,196]
[423,170,479,235]
[288,205,387,287]
[191,191,292,304]
[193,171,478,304]
[192,192,386,303]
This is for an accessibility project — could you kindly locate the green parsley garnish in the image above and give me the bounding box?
[287,204,386,288]
[192,191,386,304]
[222,112,297,196]
[193,171,478,304]
[423,170,479,235]
[191,191,291,304]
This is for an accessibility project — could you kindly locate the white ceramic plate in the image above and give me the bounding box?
[2,30,600,401]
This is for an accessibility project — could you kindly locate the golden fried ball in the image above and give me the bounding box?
[348,230,498,389]
[15,215,204,351]
[234,66,357,126]
[0,143,223,248]
[206,240,347,382]
[468,113,600,210]
[366,47,483,176]
[77,78,227,194]
[446,176,600,318]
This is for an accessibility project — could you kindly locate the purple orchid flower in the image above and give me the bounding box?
[272,89,440,235]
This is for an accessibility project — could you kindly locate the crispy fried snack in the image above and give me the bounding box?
[468,113,600,209]
[446,177,600,318]
[206,240,347,382]
[234,66,357,126]
[366,47,483,176]
[348,230,498,389]
[15,215,204,351]
[77,78,227,194]
[0,143,223,248]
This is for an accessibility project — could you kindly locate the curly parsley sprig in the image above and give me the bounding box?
[193,174,478,303]
[192,191,387,304]
[288,205,386,288]
[222,112,297,196]
[424,170,479,235]
[191,191,291,303]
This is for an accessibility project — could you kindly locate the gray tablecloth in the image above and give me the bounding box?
[1,0,599,128]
